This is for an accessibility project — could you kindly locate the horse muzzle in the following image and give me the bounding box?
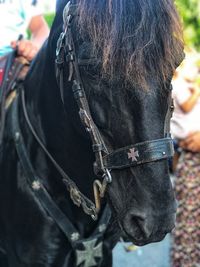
[120,208,176,246]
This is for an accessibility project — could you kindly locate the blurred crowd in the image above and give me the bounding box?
[0,0,49,60]
[170,49,200,267]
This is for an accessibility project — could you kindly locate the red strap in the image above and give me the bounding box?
[0,68,4,87]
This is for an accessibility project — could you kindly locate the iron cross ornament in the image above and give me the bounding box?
[128,148,139,162]
[75,238,103,267]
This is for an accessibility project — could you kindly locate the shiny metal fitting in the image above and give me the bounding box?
[32,180,41,191]
[104,169,112,183]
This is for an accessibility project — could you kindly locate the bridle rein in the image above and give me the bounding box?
[11,1,174,222]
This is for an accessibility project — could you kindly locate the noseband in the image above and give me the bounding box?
[54,1,174,219]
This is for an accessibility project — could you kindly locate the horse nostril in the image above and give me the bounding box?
[123,212,153,240]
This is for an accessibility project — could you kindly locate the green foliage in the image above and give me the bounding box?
[44,13,55,28]
[176,0,200,50]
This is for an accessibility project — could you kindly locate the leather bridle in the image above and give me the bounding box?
[12,1,174,221]
[54,1,174,219]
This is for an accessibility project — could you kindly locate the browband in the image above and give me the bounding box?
[103,138,174,170]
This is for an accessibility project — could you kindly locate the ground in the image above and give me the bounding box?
[113,234,171,267]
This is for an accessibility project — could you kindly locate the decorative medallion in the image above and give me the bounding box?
[76,239,103,267]
[127,148,139,162]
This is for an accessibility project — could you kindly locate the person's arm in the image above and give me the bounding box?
[28,15,50,50]
[179,85,200,113]
[180,131,200,152]
[11,15,49,61]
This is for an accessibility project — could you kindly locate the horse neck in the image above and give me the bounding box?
[24,42,65,159]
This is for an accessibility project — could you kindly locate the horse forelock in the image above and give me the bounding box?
[74,0,184,89]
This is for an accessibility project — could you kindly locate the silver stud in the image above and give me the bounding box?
[91,214,98,221]
[162,151,166,155]
[15,132,20,141]
[99,224,106,233]
[71,232,80,242]
[32,181,41,190]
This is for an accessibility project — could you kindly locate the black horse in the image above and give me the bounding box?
[0,0,184,266]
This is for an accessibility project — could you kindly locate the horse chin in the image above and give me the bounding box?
[121,229,167,246]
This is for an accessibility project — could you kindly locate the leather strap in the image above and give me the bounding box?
[0,51,16,144]
[103,138,174,170]
[0,56,8,87]
[11,92,111,248]
[164,85,174,137]
[20,87,98,220]
[0,53,29,145]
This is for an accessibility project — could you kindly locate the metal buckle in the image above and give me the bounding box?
[103,169,112,183]
[56,32,66,57]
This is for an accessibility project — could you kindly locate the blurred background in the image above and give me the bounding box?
[43,0,200,51]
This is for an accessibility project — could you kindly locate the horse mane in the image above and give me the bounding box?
[75,0,184,88]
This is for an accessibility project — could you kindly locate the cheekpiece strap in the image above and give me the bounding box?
[63,1,77,27]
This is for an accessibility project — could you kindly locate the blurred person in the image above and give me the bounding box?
[180,131,200,152]
[171,52,200,140]
[0,1,50,160]
[0,2,49,266]
[0,0,49,61]
[171,51,200,267]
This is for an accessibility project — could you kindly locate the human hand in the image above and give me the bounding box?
[11,39,39,61]
[179,131,200,152]
[189,84,200,97]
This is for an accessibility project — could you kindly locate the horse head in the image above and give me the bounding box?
[54,0,184,246]
[89,82,176,246]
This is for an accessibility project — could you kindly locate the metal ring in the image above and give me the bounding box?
[104,169,112,183]
[91,214,98,221]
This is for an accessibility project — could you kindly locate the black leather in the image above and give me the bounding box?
[103,138,174,170]
[11,93,111,249]
[56,2,174,177]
